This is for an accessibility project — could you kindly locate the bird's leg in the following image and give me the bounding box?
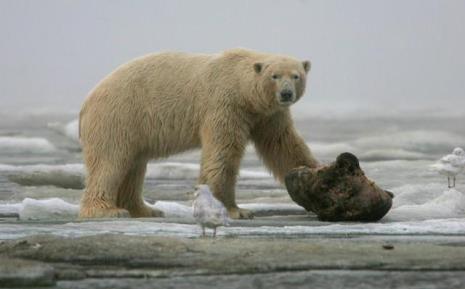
[213,227,217,238]
[453,176,456,188]
[448,177,451,188]
[201,225,206,237]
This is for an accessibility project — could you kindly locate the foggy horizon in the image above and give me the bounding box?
[1,0,464,118]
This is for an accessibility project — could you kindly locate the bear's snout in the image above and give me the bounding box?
[280,90,294,103]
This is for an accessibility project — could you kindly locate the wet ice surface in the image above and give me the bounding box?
[0,114,465,240]
[2,216,465,240]
[1,191,465,239]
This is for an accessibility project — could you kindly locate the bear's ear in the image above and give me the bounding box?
[302,60,311,73]
[253,62,264,74]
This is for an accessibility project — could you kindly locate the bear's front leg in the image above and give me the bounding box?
[198,118,253,219]
[252,111,319,183]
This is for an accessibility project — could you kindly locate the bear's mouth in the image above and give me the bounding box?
[278,96,296,106]
[279,100,294,106]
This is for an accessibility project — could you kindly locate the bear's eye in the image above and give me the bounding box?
[292,74,300,80]
[272,74,280,80]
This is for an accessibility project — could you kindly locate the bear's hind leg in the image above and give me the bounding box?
[79,159,131,218]
[117,160,164,218]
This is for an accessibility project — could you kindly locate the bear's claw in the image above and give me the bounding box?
[129,206,165,218]
[228,207,254,219]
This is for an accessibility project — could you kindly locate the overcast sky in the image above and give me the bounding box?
[0,0,464,117]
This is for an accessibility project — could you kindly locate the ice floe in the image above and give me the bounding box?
[0,162,272,190]
[47,119,79,142]
[309,130,465,162]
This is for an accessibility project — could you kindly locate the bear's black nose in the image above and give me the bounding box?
[280,90,293,102]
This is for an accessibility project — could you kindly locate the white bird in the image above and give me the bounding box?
[432,147,465,188]
[192,184,229,237]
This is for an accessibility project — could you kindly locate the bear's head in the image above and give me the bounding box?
[252,57,310,111]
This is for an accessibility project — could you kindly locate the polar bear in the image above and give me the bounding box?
[79,48,319,219]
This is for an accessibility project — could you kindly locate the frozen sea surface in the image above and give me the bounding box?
[0,187,464,239]
[0,113,464,240]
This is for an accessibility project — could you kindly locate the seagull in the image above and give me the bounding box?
[192,184,229,237]
[432,147,465,188]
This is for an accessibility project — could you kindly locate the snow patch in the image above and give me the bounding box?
[0,136,56,154]
[386,187,465,221]
[19,198,79,220]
